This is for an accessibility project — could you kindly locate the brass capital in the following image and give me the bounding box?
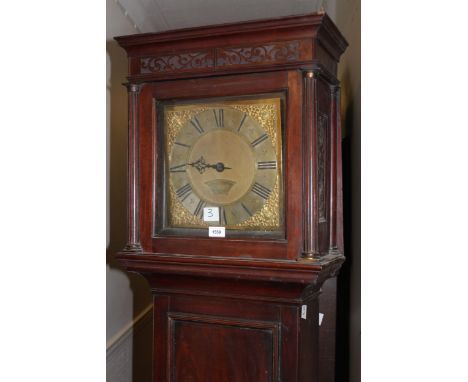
[124,82,143,93]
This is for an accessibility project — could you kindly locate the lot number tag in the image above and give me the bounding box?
[208,227,225,238]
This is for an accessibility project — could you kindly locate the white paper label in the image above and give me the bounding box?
[301,305,307,319]
[208,226,225,238]
[203,207,219,222]
[319,313,324,326]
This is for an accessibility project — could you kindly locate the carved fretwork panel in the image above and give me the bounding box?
[303,74,333,257]
[217,41,301,67]
[134,40,311,78]
[316,77,332,254]
[140,51,214,73]
[317,112,329,224]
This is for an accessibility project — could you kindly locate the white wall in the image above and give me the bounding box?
[106,1,152,380]
[106,0,140,344]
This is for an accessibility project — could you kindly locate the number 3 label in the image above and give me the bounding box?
[203,207,219,222]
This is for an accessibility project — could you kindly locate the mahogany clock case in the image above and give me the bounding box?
[114,12,348,382]
[139,70,305,260]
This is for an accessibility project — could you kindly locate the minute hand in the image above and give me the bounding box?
[207,162,231,172]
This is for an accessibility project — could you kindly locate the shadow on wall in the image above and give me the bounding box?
[335,64,361,382]
[107,39,153,382]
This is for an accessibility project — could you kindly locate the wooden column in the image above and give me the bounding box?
[123,83,143,252]
[302,70,320,259]
[329,84,339,254]
[335,86,345,253]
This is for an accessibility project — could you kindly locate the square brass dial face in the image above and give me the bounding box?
[161,95,284,235]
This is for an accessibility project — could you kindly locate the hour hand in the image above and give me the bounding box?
[187,156,232,174]
[187,156,209,173]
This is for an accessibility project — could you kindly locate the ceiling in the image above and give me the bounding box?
[113,0,329,34]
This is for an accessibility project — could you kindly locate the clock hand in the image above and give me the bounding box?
[187,156,232,174]
[187,156,208,173]
[207,162,232,172]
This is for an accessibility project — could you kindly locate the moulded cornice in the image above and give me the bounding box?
[115,13,347,56]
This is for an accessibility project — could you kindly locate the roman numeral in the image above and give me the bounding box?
[174,141,191,148]
[257,161,277,170]
[190,117,204,134]
[213,109,224,127]
[237,113,247,132]
[169,163,186,173]
[219,206,228,225]
[176,183,192,201]
[251,133,268,147]
[241,203,253,217]
[251,182,271,200]
[193,199,206,218]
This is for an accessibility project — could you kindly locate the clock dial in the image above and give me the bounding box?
[169,107,277,226]
[164,97,283,232]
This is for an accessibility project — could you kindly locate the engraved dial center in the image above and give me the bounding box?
[187,129,255,205]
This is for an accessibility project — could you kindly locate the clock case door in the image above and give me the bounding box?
[155,93,285,240]
[136,69,333,261]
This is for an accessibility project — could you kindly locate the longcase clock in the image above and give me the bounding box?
[115,12,347,382]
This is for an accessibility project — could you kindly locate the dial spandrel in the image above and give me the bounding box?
[164,97,283,232]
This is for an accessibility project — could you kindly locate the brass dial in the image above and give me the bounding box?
[164,97,283,231]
